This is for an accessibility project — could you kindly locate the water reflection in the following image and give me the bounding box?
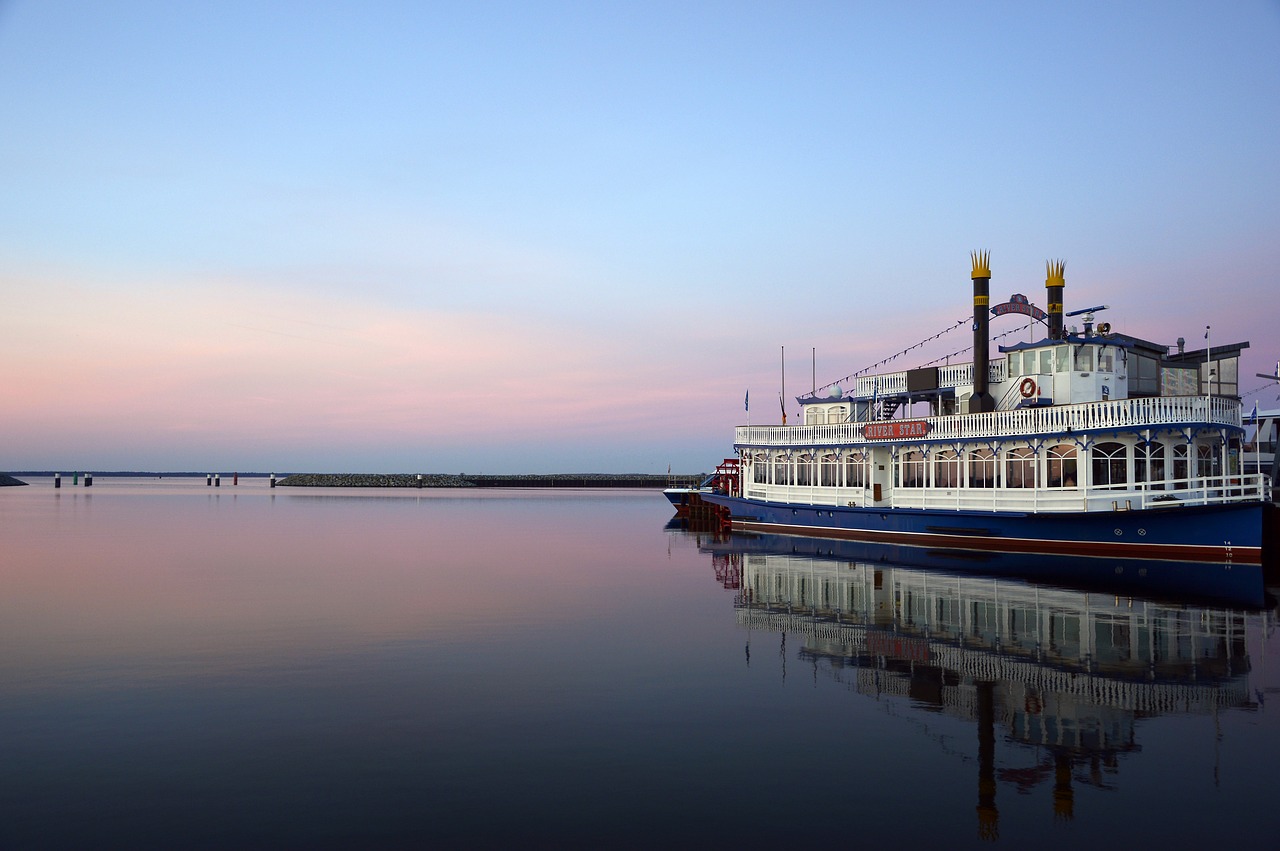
[698,529,1275,841]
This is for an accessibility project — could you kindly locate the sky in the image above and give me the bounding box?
[2,0,1278,473]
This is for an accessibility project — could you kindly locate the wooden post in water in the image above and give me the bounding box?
[85,472,93,487]
[233,472,239,486]
[206,474,212,486]
[416,474,423,489]
[270,472,276,488]
[54,473,61,489]
[214,474,220,487]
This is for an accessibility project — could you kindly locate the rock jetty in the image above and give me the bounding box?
[0,474,28,487]
[276,473,703,489]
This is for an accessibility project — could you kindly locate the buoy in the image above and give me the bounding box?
[417,474,424,489]
[85,472,93,487]
[206,474,212,486]
[73,472,79,485]
[215,474,220,487]
[54,473,61,489]
[269,472,276,488]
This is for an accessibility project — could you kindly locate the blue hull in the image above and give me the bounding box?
[699,493,1264,564]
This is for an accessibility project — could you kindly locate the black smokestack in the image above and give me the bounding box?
[1046,260,1065,340]
[969,251,995,413]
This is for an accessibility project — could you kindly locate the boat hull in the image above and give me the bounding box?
[699,493,1264,564]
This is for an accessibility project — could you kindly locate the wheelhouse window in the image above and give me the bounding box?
[968,448,997,488]
[1091,441,1127,487]
[1046,444,1077,488]
[1074,345,1094,372]
[1004,446,1036,488]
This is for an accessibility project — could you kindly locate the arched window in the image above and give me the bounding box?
[897,450,926,488]
[845,451,867,488]
[968,448,997,488]
[820,453,840,486]
[827,406,848,424]
[1046,444,1077,488]
[1135,441,1165,489]
[933,449,960,488]
[805,407,823,425]
[1004,446,1036,488]
[1196,444,1216,479]
[752,452,769,484]
[795,453,814,486]
[1092,441,1127,487]
[1172,444,1190,489]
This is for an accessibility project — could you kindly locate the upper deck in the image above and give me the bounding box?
[737,394,1242,449]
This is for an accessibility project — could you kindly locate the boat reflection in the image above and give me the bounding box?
[694,529,1276,840]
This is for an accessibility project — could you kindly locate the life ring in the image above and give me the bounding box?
[1019,377,1037,398]
[1025,694,1042,714]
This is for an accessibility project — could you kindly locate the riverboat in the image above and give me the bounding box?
[699,254,1271,564]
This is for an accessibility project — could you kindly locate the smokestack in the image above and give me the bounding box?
[1046,259,1065,340]
[968,251,995,413]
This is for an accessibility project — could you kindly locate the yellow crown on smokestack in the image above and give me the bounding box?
[1045,259,1065,288]
[970,250,990,279]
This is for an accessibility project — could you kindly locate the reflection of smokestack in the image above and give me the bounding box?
[1046,260,1065,340]
[969,251,995,413]
[1053,752,1075,821]
[976,681,999,840]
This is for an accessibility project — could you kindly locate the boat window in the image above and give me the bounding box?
[805,407,822,425]
[1039,349,1053,375]
[1046,444,1077,488]
[1196,444,1216,479]
[796,454,814,486]
[1074,345,1094,372]
[1007,356,1020,378]
[820,453,839,486]
[1098,347,1114,373]
[967,448,997,488]
[897,450,926,488]
[845,452,867,488]
[1004,446,1036,488]
[1091,441,1127,487]
[753,453,769,484]
[827,405,847,424]
[1135,441,1165,488]
[933,449,960,488]
[1172,444,1189,489]
[1055,346,1070,373]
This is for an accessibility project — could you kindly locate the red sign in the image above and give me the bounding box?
[862,420,930,440]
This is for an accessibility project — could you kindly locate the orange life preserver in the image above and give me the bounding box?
[1019,377,1037,398]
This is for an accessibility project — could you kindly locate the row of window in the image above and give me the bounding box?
[749,440,1224,490]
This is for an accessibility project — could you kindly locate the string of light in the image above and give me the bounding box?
[814,316,969,395]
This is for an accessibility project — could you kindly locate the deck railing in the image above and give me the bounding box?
[738,395,1242,448]
[743,471,1269,513]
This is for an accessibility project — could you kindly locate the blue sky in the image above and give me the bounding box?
[2,1,1278,472]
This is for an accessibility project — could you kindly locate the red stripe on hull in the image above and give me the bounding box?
[732,520,1262,565]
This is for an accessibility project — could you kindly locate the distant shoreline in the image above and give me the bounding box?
[4,472,706,489]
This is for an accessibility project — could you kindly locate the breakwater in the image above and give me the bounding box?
[277,473,704,489]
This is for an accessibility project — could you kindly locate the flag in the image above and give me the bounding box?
[1204,326,1210,340]
[745,389,749,412]
[779,394,786,425]
[1250,401,1258,424]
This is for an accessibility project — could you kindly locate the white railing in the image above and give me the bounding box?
[743,472,1268,513]
[831,362,1006,402]
[738,396,1242,448]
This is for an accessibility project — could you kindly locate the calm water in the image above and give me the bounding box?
[1,478,1277,849]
